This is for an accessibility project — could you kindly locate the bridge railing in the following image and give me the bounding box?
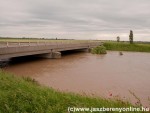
[0,41,100,48]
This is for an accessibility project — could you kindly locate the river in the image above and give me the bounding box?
[4,51,150,107]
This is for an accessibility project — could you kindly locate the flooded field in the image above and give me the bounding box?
[4,51,150,106]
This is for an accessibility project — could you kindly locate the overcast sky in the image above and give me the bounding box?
[0,0,150,41]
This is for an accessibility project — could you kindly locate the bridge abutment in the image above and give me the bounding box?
[0,59,9,68]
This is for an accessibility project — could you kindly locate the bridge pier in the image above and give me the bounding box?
[87,48,92,52]
[38,52,61,59]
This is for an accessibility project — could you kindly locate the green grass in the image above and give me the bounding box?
[0,37,99,43]
[0,38,72,42]
[103,42,150,52]
[0,37,51,42]
[0,70,143,113]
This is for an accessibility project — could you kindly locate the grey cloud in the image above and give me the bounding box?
[0,0,150,41]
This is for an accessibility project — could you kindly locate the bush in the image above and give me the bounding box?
[91,45,107,54]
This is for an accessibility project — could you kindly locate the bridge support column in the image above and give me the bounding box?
[86,48,91,52]
[83,48,92,52]
[38,52,61,59]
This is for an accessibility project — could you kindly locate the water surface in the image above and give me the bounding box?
[4,51,150,106]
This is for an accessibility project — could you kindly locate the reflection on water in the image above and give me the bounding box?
[4,51,150,106]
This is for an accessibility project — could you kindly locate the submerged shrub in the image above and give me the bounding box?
[91,45,107,54]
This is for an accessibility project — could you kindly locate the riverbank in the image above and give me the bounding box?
[0,70,140,113]
[103,42,150,52]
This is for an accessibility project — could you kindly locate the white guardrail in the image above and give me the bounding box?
[0,41,100,48]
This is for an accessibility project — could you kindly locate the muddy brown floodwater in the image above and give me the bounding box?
[4,51,150,107]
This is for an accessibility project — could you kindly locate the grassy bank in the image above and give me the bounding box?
[0,71,142,113]
[103,42,150,52]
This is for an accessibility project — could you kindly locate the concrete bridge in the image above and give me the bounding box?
[0,41,100,62]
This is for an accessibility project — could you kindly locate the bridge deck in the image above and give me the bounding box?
[0,42,101,60]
